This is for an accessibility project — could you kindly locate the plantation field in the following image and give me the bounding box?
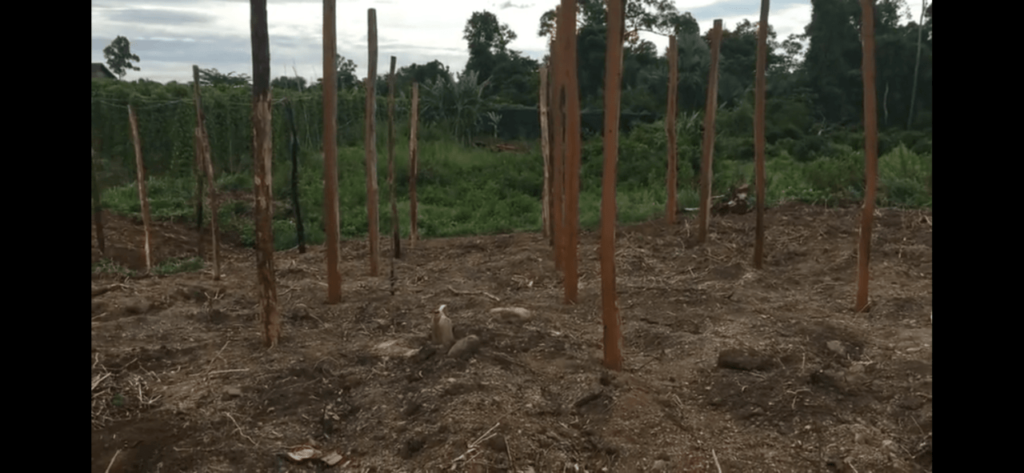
[91,199,932,472]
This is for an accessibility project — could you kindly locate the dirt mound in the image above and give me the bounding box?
[91,202,932,472]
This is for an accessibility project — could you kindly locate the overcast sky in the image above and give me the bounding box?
[91,0,926,84]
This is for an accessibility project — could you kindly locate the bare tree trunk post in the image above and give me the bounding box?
[323,0,342,303]
[250,0,281,347]
[388,56,400,261]
[91,148,106,255]
[199,130,221,280]
[127,104,153,272]
[191,67,206,258]
[539,66,552,239]
[697,20,723,245]
[856,0,878,313]
[365,8,381,277]
[601,0,625,371]
[549,37,560,252]
[753,1,770,270]
[551,32,565,271]
[907,0,926,129]
[285,100,306,254]
[561,0,581,305]
[409,82,419,248]
[666,35,678,224]
[193,65,221,280]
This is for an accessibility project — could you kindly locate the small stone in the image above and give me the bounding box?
[717,348,772,371]
[826,340,845,356]
[652,460,669,471]
[448,335,482,359]
[490,307,532,323]
[224,387,242,397]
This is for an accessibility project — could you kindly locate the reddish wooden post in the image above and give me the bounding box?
[388,56,400,261]
[91,147,106,255]
[127,104,153,272]
[540,66,552,239]
[666,35,678,224]
[250,0,281,347]
[365,8,381,277]
[856,0,878,312]
[559,0,581,304]
[550,30,565,270]
[323,0,342,303]
[193,65,221,280]
[696,20,723,245]
[409,82,419,247]
[753,1,770,269]
[601,0,625,370]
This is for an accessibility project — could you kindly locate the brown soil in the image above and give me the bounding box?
[90,202,932,472]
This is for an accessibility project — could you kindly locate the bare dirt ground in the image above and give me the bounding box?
[91,202,932,473]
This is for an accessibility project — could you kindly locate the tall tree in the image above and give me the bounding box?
[103,36,141,80]
[463,10,518,85]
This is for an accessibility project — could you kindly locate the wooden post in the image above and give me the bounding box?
[601,0,625,371]
[753,1,770,269]
[409,82,419,247]
[323,0,342,303]
[696,20,723,245]
[666,35,678,224]
[191,67,205,258]
[560,0,581,304]
[193,65,221,280]
[540,66,552,239]
[127,104,153,272]
[250,0,281,347]
[856,0,878,313]
[285,100,306,254]
[388,56,400,261]
[365,8,381,277]
[91,148,106,255]
[547,37,557,249]
[551,13,565,271]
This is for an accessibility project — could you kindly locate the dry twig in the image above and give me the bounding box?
[447,285,501,302]
[712,448,722,473]
[225,412,257,445]
[104,449,122,473]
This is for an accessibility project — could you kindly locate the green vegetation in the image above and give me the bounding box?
[92,0,931,251]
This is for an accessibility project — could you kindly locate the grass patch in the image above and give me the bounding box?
[153,257,205,276]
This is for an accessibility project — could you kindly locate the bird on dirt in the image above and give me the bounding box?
[431,304,455,348]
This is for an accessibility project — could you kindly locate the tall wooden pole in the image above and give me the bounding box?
[388,56,400,261]
[409,83,419,247]
[250,0,281,347]
[323,0,342,303]
[365,8,381,277]
[560,0,581,304]
[666,35,678,224]
[601,0,625,371]
[550,31,565,270]
[285,100,306,254]
[696,20,723,245]
[193,65,221,280]
[127,104,153,272]
[540,66,552,239]
[753,2,770,269]
[856,0,878,313]
[91,147,106,255]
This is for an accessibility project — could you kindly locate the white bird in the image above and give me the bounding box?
[432,304,455,348]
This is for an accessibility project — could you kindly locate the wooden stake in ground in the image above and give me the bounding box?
[753,1,770,269]
[388,56,400,261]
[285,100,306,254]
[696,20,723,245]
[409,82,419,248]
[601,0,625,371]
[560,0,582,304]
[250,0,281,347]
[666,35,678,224]
[551,10,565,271]
[193,65,221,280]
[127,104,153,272]
[191,67,206,257]
[365,8,381,277]
[323,0,342,303]
[91,148,106,255]
[539,66,552,239]
[856,0,878,313]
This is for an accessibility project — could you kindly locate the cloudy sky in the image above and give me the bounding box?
[91,0,926,84]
